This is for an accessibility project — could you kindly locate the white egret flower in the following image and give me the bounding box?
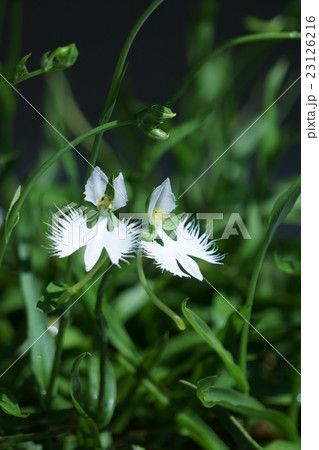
[148,177,176,231]
[141,178,224,281]
[47,168,139,271]
[84,166,128,213]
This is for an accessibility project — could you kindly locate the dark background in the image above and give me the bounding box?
[0,0,300,175]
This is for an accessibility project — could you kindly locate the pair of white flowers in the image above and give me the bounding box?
[47,167,223,280]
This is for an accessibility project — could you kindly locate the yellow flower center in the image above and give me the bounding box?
[152,207,169,227]
[97,196,113,212]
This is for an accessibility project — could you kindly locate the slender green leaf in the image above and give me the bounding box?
[0,389,29,418]
[176,408,230,450]
[0,428,69,448]
[70,352,92,418]
[269,176,301,230]
[5,185,21,229]
[214,406,263,450]
[99,359,116,428]
[182,299,249,392]
[263,442,301,450]
[70,352,101,448]
[197,380,299,442]
[18,240,54,394]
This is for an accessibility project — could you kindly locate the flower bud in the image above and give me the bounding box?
[143,126,169,140]
[137,104,176,124]
[41,43,79,72]
[136,104,175,140]
[13,53,32,80]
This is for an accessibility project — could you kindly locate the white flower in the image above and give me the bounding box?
[47,206,93,258]
[148,177,176,230]
[141,177,223,280]
[47,206,139,271]
[83,215,139,271]
[141,217,224,281]
[47,168,138,271]
[84,167,128,213]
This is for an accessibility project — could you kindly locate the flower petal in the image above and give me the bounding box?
[175,252,203,281]
[104,219,139,266]
[141,239,189,278]
[112,172,128,211]
[84,216,108,271]
[148,178,176,223]
[84,166,108,206]
[84,238,103,272]
[141,218,224,279]
[176,218,225,264]
[47,206,92,258]
[84,216,139,271]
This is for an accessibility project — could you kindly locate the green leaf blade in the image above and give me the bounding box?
[182,299,249,393]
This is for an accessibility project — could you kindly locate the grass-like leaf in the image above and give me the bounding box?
[197,378,299,442]
[182,299,249,393]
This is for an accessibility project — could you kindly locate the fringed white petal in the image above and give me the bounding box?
[47,206,94,258]
[148,178,176,223]
[112,172,128,211]
[175,217,225,265]
[84,216,140,271]
[141,239,188,278]
[141,217,224,280]
[84,166,108,206]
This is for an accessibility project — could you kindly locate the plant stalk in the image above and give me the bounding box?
[136,250,185,331]
[168,31,301,105]
[46,314,69,407]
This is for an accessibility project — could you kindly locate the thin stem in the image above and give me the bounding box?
[238,243,268,377]
[0,119,134,267]
[168,31,301,105]
[58,254,109,304]
[46,314,69,407]
[95,273,109,427]
[85,0,165,182]
[136,250,185,331]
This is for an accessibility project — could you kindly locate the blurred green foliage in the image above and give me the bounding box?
[0,0,300,448]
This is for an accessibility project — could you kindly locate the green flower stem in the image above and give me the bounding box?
[45,314,69,407]
[95,273,109,427]
[0,119,134,267]
[239,237,273,380]
[85,0,165,182]
[58,254,109,304]
[0,68,43,88]
[168,31,301,105]
[136,251,186,331]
